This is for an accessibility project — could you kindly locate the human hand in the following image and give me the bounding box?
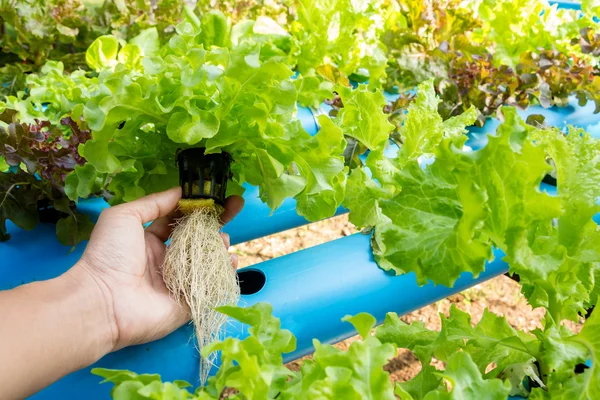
[71,187,244,352]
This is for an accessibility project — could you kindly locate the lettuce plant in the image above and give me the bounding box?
[1,10,354,228]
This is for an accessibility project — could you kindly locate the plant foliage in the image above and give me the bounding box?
[94,302,600,399]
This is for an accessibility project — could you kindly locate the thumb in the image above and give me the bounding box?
[107,187,182,225]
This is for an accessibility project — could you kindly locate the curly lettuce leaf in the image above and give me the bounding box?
[377,306,541,398]
[294,75,335,108]
[474,0,587,69]
[505,126,600,321]
[291,0,388,86]
[335,85,394,150]
[203,303,296,398]
[394,365,443,400]
[287,314,396,400]
[348,103,562,287]
[343,166,392,228]
[395,79,477,164]
[423,352,512,400]
[529,309,600,399]
[94,303,599,400]
[373,158,491,285]
[292,116,347,221]
[95,303,397,400]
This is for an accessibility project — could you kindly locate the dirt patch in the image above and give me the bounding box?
[232,214,357,265]
[231,214,584,383]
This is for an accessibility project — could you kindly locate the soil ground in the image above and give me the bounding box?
[231,214,584,383]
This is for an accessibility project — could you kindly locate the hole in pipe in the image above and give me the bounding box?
[238,269,266,295]
[542,174,557,186]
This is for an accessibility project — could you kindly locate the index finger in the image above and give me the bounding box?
[220,195,244,226]
[145,208,182,243]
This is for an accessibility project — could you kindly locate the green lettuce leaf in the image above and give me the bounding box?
[203,303,296,398]
[376,306,543,398]
[373,158,491,285]
[347,103,566,287]
[423,352,512,400]
[335,85,394,150]
[505,125,600,321]
[534,309,600,399]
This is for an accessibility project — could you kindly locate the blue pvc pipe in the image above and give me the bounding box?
[233,236,510,361]
[466,97,600,150]
[549,0,582,10]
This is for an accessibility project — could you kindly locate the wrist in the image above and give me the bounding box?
[62,262,119,362]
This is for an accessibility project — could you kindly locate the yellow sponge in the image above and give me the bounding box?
[178,198,215,214]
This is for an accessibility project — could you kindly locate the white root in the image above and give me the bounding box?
[162,206,240,384]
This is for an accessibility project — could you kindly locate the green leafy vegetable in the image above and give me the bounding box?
[94,303,600,399]
[505,125,600,322]
[335,85,394,151]
[344,80,600,309]
[93,303,397,399]
[383,0,600,124]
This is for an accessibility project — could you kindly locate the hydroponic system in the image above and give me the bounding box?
[2,0,600,398]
